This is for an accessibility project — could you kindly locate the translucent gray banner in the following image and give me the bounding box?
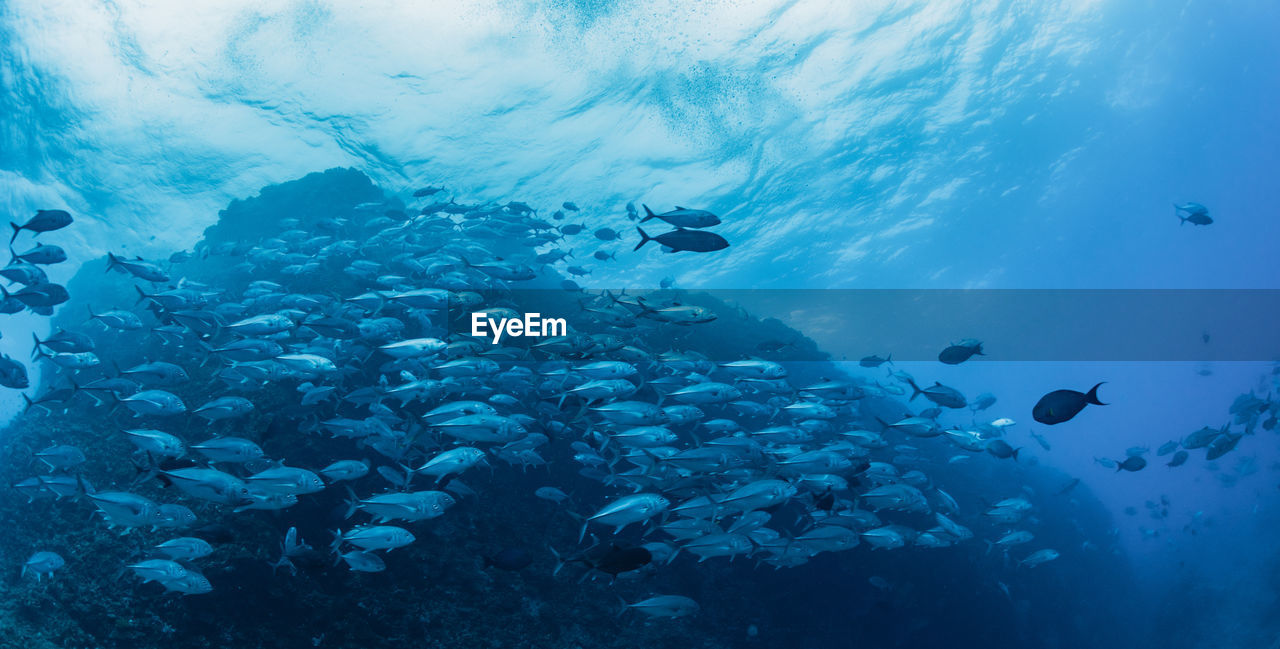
[447,289,1280,361]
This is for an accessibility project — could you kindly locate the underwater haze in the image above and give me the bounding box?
[1,1,1278,648]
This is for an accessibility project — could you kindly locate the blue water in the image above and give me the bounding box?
[2,1,1279,647]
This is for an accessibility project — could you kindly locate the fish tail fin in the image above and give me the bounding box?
[666,545,682,565]
[907,378,923,402]
[563,511,589,542]
[8,222,20,244]
[1179,215,1187,225]
[133,285,151,306]
[74,474,93,501]
[1086,382,1107,406]
[20,393,35,414]
[617,595,630,618]
[129,453,158,488]
[106,252,120,272]
[548,545,564,576]
[269,556,295,575]
[195,341,214,368]
[30,332,43,358]
[103,389,123,416]
[1012,448,1021,462]
[640,204,657,223]
[637,448,662,476]
[633,227,652,251]
[342,485,359,519]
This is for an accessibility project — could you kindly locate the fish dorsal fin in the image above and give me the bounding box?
[675,206,687,210]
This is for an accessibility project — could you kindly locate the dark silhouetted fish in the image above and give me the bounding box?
[1115,456,1146,472]
[483,548,533,571]
[640,205,721,229]
[1174,202,1212,226]
[10,209,73,243]
[634,227,729,253]
[1032,383,1106,425]
[938,340,983,365]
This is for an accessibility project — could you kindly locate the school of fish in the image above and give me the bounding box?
[2,188,1269,618]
